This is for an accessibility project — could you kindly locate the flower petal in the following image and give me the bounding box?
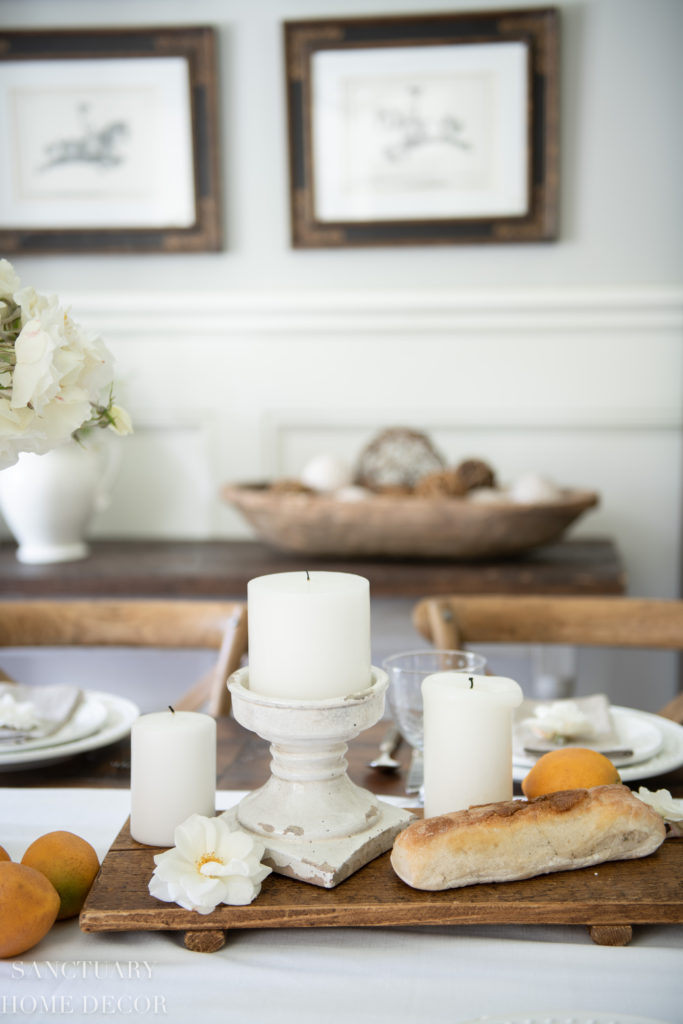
[218,829,255,862]
[223,877,259,906]
[173,814,210,860]
[636,786,683,821]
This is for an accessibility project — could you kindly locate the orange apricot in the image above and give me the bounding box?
[0,862,60,958]
[522,747,620,800]
[21,831,100,920]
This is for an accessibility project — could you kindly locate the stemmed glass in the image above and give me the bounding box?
[383,649,487,799]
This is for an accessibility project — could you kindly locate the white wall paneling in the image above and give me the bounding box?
[39,287,681,598]
[13,285,673,614]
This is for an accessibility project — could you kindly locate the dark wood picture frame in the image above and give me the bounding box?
[284,8,559,248]
[0,26,222,254]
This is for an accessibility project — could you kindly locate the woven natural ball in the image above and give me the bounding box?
[452,458,496,493]
[414,469,468,498]
[355,428,446,491]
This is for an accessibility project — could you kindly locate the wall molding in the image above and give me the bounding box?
[263,406,683,439]
[68,287,683,337]
[263,407,683,478]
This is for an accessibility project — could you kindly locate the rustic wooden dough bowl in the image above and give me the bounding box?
[221,483,599,559]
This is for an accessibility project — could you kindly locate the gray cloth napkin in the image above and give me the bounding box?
[513,693,620,757]
[0,683,84,743]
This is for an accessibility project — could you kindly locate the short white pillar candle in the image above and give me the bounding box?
[422,673,524,818]
[130,709,216,846]
[247,570,371,700]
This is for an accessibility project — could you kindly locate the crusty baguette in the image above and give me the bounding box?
[390,784,665,891]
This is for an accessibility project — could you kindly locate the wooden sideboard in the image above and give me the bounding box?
[0,537,625,599]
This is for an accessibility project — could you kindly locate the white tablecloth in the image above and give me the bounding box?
[1,789,680,1024]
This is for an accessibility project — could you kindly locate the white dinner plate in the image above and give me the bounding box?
[0,692,108,753]
[513,705,664,770]
[0,691,139,770]
[513,706,683,783]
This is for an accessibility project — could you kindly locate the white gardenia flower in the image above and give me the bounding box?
[530,700,594,741]
[0,259,20,295]
[108,404,133,436]
[0,693,39,731]
[61,314,113,398]
[0,400,33,440]
[36,388,93,445]
[635,787,683,822]
[0,402,37,467]
[10,319,63,411]
[149,814,272,915]
[0,260,132,469]
[0,259,132,469]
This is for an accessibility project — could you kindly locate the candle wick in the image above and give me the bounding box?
[305,570,310,581]
[468,677,474,689]
[168,705,175,713]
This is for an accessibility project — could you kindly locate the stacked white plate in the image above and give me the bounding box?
[0,690,139,771]
[513,705,683,783]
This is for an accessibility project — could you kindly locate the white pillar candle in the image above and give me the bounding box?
[130,709,216,846]
[422,673,524,818]
[247,570,371,700]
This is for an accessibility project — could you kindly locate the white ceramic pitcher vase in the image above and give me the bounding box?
[0,438,119,564]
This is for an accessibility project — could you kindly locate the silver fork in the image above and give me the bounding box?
[368,723,402,770]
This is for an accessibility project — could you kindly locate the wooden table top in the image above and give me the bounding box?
[0,718,408,795]
[3,716,681,799]
[0,537,625,598]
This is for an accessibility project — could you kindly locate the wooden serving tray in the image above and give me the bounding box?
[80,819,683,951]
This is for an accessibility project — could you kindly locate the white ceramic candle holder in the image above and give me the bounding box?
[225,666,414,888]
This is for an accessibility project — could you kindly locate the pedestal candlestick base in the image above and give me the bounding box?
[220,801,410,889]
[227,667,414,888]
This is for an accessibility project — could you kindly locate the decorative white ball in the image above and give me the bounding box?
[300,454,353,493]
[334,485,371,503]
[466,487,507,504]
[508,472,563,504]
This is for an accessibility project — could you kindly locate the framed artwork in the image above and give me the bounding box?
[0,26,222,254]
[284,9,559,248]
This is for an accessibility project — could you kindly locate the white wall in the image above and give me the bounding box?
[1,0,682,710]
[2,0,682,289]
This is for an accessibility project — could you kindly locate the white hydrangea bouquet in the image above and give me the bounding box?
[0,258,132,471]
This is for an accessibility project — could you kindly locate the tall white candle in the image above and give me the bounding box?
[130,710,216,846]
[422,673,524,818]
[247,571,371,700]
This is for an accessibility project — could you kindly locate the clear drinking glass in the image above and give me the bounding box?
[383,649,487,753]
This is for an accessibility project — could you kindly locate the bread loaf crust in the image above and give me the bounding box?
[390,784,666,891]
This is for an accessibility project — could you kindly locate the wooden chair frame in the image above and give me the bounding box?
[412,595,683,722]
[0,600,247,716]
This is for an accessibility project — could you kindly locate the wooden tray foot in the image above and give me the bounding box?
[588,924,632,946]
[184,930,226,953]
